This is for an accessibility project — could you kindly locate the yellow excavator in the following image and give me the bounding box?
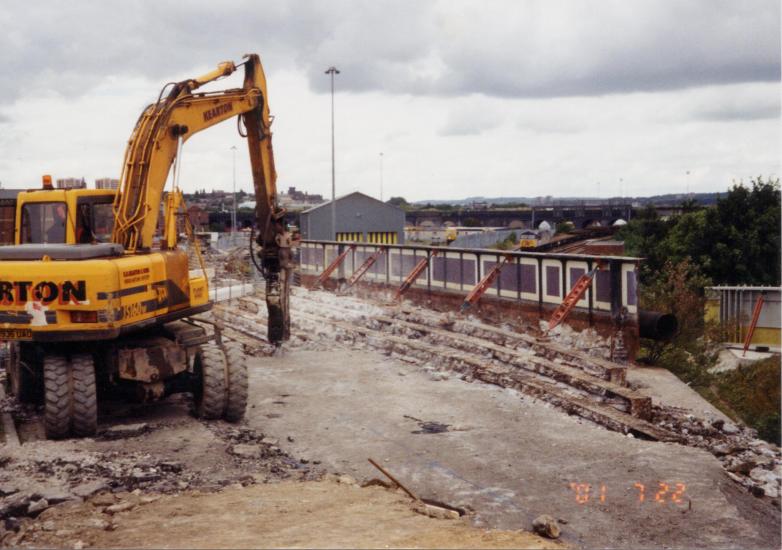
[0,54,292,438]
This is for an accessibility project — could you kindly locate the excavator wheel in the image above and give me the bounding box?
[43,354,72,439]
[222,341,248,422]
[43,353,98,439]
[71,354,98,437]
[193,343,227,420]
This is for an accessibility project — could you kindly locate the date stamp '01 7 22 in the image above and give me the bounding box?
[570,482,688,505]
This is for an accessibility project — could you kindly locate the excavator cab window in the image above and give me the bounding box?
[75,198,115,244]
[20,202,67,244]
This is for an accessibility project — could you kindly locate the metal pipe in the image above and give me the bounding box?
[638,310,678,341]
[368,458,419,501]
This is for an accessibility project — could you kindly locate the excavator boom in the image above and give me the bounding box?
[111,53,291,343]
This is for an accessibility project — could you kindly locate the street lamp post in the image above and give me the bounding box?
[325,66,340,240]
[379,152,384,202]
[231,145,237,239]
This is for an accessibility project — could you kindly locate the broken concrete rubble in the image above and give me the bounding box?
[101,423,150,439]
[214,287,781,506]
[0,420,318,543]
[26,499,48,515]
[532,514,561,539]
[72,482,108,499]
[104,501,135,514]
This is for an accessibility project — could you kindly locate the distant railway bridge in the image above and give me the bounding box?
[405,204,636,229]
[208,203,687,231]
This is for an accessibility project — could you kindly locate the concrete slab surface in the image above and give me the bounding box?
[248,350,779,549]
[626,366,732,422]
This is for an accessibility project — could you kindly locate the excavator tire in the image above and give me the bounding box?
[194,343,227,420]
[71,354,97,437]
[222,341,248,422]
[43,354,71,439]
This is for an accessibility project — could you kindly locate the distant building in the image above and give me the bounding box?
[581,239,625,256]
[0,189,19,245]
[299,191,405,244]
[705,286,781,350]
[56,177,86,189]
[286,186,324,203]
[95,178,119,190]
[188,205,209,230]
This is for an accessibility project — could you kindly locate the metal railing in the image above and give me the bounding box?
[299,240,640,318]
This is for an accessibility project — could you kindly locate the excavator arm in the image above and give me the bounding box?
[112,54,291,343]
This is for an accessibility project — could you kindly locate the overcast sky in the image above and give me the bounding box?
[0,0,779,201]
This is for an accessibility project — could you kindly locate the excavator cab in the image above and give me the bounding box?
[15,184,116,245]
[74,195,115,243]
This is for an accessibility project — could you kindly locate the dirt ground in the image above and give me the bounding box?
[1,384,560,549]
[2,345,779,549]
[245,349,780,550]
[13,480,561,549]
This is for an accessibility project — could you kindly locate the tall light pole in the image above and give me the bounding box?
[325,66,340,240]
[686,170,691,196]
[230,145,237,236]
[379,152,384,202]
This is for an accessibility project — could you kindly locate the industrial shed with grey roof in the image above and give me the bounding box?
[299,192,405,244]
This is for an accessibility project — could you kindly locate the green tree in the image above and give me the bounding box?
[619,177,781,285]
[387,196,410,208]
[494,232,518,250]
[555,221,575,235]
[619,177,780,443]
[617,205,675,280]
[639,258,711,361]
[698,177,781,285]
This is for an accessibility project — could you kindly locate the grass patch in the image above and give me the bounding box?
[710,356,781,445]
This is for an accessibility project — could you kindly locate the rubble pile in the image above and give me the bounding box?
[651,408,781,501]
[0,422,319,543]
[217,287,781,505]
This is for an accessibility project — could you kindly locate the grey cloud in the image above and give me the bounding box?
[692,101,780,122]
[516,116,585,135]
[0,0,779,107]
[439,110,502,136]
[0,0,330,103]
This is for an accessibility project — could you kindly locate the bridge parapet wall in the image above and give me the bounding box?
[298,240,642,357]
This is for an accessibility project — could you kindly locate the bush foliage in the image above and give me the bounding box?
[619,177,781,443]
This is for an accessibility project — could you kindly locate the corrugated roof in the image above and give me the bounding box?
[0,189,22,200]
[300,191,402,214]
